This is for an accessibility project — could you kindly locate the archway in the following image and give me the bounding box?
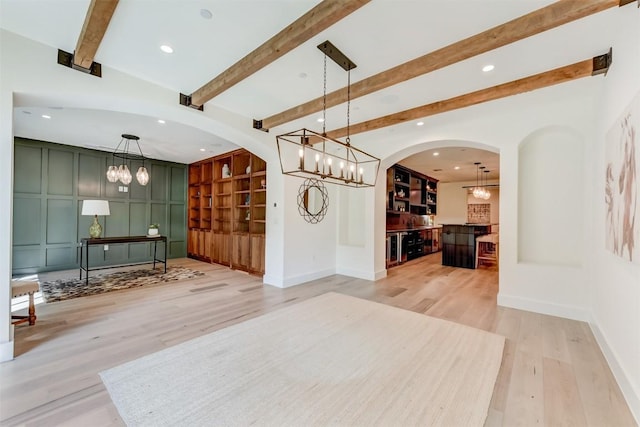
[375,139,501,298]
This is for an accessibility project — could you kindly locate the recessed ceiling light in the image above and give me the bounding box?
[200,8,213,19]
[317,117,324,123]
[454,166,460,170]
[482,64,495,72]
[433,152,439,156]
[160,45,174,54]
[157,119,165,124]
[416,121,424,126]
[41,114,51,119]
[199,148,206,152]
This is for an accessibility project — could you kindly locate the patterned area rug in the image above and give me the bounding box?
[40,266,204,303]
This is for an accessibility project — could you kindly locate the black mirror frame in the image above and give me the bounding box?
[297,178,329,224]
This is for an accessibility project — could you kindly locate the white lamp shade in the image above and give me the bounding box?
[81,200,110,216]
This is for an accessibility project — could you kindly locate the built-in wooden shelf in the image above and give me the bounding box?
[188,149,266,274]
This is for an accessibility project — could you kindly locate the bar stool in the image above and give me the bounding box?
[476,234,499,269]
[11,280,39,326]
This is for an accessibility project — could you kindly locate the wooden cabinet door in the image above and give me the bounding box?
[188,228,199,256]
[432,228,441,252]
[212,232,231,266]
[197,230,205,258]
[249,235,265,274]
[203,230,212,260]
[231,234,250,271]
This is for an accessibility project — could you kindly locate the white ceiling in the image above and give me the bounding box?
[0,0,624,179]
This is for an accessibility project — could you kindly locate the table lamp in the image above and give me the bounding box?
[81,200,110,238]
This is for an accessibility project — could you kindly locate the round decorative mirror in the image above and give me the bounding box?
[297,178,329,223]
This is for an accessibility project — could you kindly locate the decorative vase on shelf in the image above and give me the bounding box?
[222,164,231,178]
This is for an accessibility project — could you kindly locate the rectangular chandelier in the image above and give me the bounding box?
[276,128,380,187]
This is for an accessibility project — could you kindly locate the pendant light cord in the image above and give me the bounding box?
[346,68,351,146]
[322,53,327,137]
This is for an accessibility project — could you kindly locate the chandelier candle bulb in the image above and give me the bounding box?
[327,157,333,176]
[315,153,320,173]
[359,167,364,184]
[349,164,355,182]
[298,148,304,170]
[340,161,344,179]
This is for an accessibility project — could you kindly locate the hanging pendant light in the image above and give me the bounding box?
[472,162,483,198]
[106,134,150,186]
[136,166,150,185]
[106,165,119,183]
[118,164,132,185]
[276,41,380,188]
[482,169,491,200]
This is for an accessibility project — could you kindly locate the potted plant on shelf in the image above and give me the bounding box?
[148,223,160,236]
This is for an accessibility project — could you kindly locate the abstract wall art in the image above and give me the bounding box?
[605,91,639,264]
[467,203,491,224]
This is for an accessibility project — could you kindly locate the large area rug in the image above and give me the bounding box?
[100,292,505,426]
[41,266,204,302]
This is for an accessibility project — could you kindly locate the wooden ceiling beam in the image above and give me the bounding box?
[260,0,624,130]
[189,0,371,108]
[325,54,607,139]
[73,0,119,70]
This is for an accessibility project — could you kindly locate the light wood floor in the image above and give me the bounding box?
[1,254,636,426]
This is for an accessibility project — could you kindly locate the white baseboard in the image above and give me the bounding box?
[277,268,336,288]
[374,269,387,281]
[589,319,640,424]
[335,266,385,282]
[262,274,283,288]
[497,293,590,322]
[266,267,385,288]
[0,338,14,362]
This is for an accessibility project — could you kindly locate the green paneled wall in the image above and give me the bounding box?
[12,138,188,275]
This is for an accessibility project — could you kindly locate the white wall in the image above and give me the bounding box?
[590,5,640,420]
[278,175,338,287]
[335,184,383,281]
[518,126,584,267]
[0,88,14,361]
[436,181,468,225]
[437,179,500,225]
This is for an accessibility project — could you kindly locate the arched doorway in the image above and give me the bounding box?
[374,140,501,320]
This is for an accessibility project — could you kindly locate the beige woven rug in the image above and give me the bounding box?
[100,292,504,426]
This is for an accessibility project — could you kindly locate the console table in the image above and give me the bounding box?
[79,235,167,285]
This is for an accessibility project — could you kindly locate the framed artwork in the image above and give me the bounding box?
[467,203,490,224]
[605,91,639,264]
